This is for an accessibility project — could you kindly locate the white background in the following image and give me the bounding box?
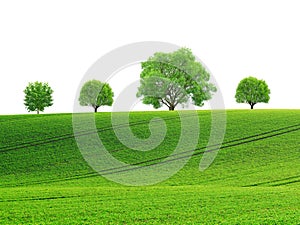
[0,0,299,114]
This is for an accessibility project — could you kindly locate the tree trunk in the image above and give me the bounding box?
[37,109,39,114]
[94,107,98,113]
[168,105,175,111]
[250,103,256,109]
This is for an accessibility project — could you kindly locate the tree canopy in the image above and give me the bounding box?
[24,81,54,114]
[79,80,114,112]
[137,48,216,110]
[235,76,270,109]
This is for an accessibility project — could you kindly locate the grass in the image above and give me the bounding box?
[0,110,299,224]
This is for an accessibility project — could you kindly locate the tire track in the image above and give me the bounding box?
[98,126,300,175]
[1,123,299,187]
[0,195,82,203]
[243,175,300,187]
[0,113,196,153]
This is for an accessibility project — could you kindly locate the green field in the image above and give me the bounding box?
[0,110,299,224]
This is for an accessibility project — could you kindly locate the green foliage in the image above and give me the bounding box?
[0,110,299,224]
[23,81,53,114]
[79,80,114,112]
[235,76,270,109]
[137,48,217,110]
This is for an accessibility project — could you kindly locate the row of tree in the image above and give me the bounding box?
[23,48,270,114]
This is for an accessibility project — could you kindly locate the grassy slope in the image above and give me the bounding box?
[0,110,299,224]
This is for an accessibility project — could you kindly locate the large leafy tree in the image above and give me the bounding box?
[235,76,270,109]
[137,48,216,110]
[24,81,54,114]
[79,80,114,112]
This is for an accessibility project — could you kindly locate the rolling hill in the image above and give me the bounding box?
[0,110,299,224]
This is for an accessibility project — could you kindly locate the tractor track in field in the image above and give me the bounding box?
[270,179,300,186]
[1,123,299,187]
[243,175,300,187]
[109,122,300,154]
[98,125,300,175]
[0,195,82,203]
[0,113,199,153]
[0,112,298,155]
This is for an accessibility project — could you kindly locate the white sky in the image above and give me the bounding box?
[0,0,299,114]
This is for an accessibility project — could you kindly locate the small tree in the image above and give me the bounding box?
[79,80,114,112]
[137,48,217,111]
[235,76,270,109]
[24,81,54,114]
